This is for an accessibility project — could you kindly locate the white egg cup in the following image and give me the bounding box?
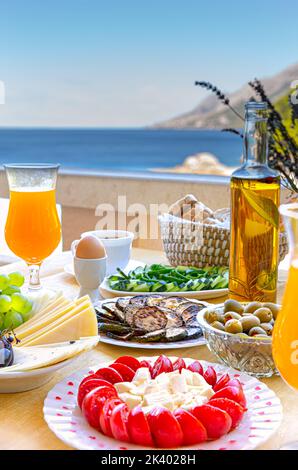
[73,256,107,304]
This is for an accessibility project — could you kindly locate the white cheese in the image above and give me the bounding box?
[133,367,151,384]
[169,374,188,394]
[114,382,137,394]
[180,368,195,385]
[118,392,142,410]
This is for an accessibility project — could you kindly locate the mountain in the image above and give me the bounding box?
[154,62,298,129]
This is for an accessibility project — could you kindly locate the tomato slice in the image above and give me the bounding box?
[203,366,217,386]
[151,355,173,379]
[173,408,207,445]
[213,373,230,392]
[225,378,242,388]
[77,377,114,409]
[190,404,232,439]
[139,359,152,369]
[114,356,141,372]
[187,360,203,375]
[95,366,123,384]
[172,358,186,372]
[210,385,247,408]
[127,405,154,447]
[109,363,135,382]
[147,407,183,448]
[110,403,130,442]
[99,397,123,437]
[208,398,245,429]
[82,386,117,430]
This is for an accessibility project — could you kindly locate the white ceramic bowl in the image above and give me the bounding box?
[0,357,74,393]
[82,230,134,275]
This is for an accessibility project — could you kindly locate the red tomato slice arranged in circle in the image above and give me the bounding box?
[147,407,183,448]
[139,359,152,370]
[208,398,245,429]
[95,366,123,384]
[77,377,114,409]
[82,386,117,430]
[187,360,203,375]
[190,404,232,439]
[99,397,123,437]
[151,355,173,379]
[110,403,130,442]
[173,408,207,445]
[210,385,247,408]
[203,366,217,386]
[109,363,135,382]
[127,405,154,447]
[114,356,141,372]
[172,358,186,372]
[213,373,230,392]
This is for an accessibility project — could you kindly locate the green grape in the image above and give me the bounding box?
[20,308,33,323]
[0,295,12,313]
[0,275,9,291]
[11,293,33,315]
[2,285,21,296]
[4,310,23,329]
[0,312,4,330]
[8,272,25,288]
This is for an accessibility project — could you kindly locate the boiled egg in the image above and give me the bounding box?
[75,235,106,259]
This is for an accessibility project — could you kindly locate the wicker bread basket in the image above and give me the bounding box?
[159,213,288,268]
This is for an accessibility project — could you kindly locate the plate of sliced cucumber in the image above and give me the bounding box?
[100,264,229,300]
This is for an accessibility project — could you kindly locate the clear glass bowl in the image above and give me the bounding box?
[197,304,278,378]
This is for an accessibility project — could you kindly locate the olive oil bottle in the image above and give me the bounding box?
[229,102,280,302]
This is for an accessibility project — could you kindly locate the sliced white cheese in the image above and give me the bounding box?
[133,367,151,384]
[168,373,188,394]
[114,382,137,394]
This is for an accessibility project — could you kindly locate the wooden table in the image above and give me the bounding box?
[0,249,295,450]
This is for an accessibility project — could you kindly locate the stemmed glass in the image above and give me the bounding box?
[272,202,298,449]
[4,164,61,291]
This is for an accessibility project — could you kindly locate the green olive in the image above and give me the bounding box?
[260,322,274,335]
[211,321,225,331]
[254,307,273,323]
[248,326,268,337]
[223,311,242,323]
[240,314,261,332]
[223,299,244,314]
[205,310,219,324]
[243,301,263,313]
[225,319,243,334]
[262,302,280,319]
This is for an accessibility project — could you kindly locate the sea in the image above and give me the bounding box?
[0,128,242,172]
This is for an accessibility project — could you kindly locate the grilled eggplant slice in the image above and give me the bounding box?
[128,295,150,307]
[186,327,202,340]
[112,307,126,322]
[101,302,118,314]
[95,308,118,321]
[98,322,132,334]
[115,297,130,311]
[165,327,188,342]
[105,331,135,341]
[164,310,184,329]
[132,306,168,332]
[134,329,167,343]
[156,296,188,310]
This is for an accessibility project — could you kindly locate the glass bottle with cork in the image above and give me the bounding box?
[229,101,280,302]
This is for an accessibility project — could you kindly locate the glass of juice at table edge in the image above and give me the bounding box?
[273,203,298,392]
[4,164,61,290]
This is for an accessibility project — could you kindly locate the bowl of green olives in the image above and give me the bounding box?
[197,299,280,378]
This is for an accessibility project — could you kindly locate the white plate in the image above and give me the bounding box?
[44,357,282,450]
[97,297,207,349]
[100,277,228,300]
[64,259,145,277]
[0,357,75,393]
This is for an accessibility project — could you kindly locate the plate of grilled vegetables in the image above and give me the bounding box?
[95,295,209,349]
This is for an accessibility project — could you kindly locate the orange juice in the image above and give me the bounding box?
[5,189,61,265]
[272,263,298,390]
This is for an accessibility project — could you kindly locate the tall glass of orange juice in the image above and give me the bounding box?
[4,164,61,290]
[273,203,298,389]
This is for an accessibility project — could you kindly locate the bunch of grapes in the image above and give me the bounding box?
[0,272,33,331]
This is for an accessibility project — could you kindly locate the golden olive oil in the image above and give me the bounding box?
[229,101,280,302]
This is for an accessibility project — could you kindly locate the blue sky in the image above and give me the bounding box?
[0,0,297,127]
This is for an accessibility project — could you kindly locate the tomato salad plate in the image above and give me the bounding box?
[44,355,282,450]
